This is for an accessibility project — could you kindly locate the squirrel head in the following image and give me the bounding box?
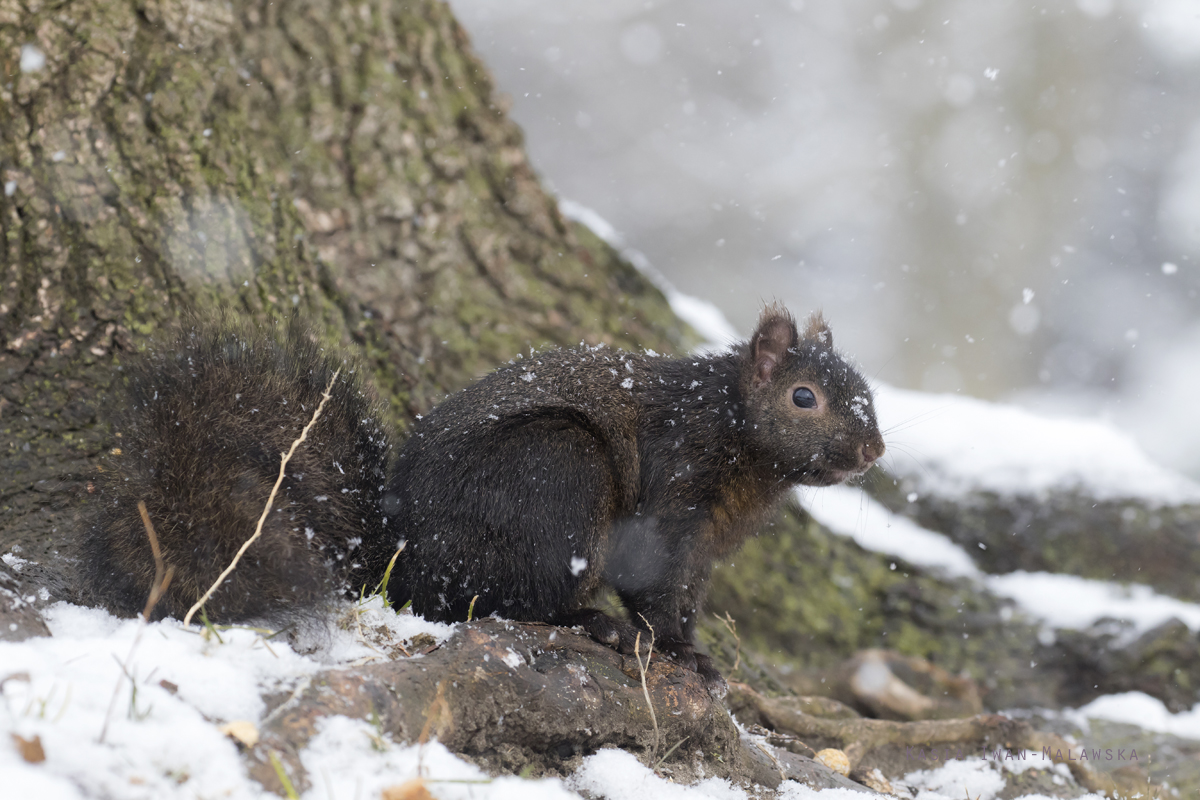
[740,304,885,487]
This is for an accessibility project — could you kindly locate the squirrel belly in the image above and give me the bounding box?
[82,306,884,692]
[81,319,396,623]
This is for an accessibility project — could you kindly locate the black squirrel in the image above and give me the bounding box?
[83,306,884,692]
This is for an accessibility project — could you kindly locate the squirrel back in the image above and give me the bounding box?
[81,319,394,622]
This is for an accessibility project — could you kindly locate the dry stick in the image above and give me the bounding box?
[183,368,340,627]
[98,501,175,743]
[138,501,176,619]
[720,611,742,677]
[634,614,660,760]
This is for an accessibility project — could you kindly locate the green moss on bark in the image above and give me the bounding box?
[0,0,688,557]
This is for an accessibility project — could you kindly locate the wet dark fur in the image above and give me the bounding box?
[82,319,393,622]
[83,307,883,691]
[386,306,884,688]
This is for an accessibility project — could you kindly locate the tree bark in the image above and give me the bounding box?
[0,0,691,565]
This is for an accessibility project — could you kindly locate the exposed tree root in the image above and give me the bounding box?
[727,682,1112,795]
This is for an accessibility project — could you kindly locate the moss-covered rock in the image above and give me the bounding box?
[698,505,1058,711]
[871,474,1200,603]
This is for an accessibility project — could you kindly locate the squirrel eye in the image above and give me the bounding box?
[792,387,817,409]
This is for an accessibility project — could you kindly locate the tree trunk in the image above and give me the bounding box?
[0,0,690,567]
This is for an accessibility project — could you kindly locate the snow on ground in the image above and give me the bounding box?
[300,716,577,800]
[1065,691,1200,741]
[572,748,745,799]
[0,597,463,800]
[1,596,1123,800]
[875,383,1200,505]
[890,758,1105,800]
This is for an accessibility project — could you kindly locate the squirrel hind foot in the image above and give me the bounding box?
[558,608,648,656]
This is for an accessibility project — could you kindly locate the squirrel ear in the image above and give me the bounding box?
[803,312,832,349]
[750,306,799,387]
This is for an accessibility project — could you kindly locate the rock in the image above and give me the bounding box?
[701,506,1057,712]
[246,618,846,796]
[840,650,983,721]
[872,478,1200,603]
[814,748,851,775]
[741,737,877,794]
[849,766,894,795]
[0,559,50,642]
[1046,617,1200,712]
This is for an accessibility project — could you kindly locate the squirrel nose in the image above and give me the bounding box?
[860,440,884,466]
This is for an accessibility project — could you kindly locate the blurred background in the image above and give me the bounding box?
[447,0,1200,479]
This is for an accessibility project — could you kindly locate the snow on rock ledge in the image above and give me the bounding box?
[869,385,1200,605]
[875,384,1200,506]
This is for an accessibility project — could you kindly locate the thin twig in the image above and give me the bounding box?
[99,501,174,743]
[183,368,340,627]
[654,736,689,771]
[138,500,176,619]
[720,611,742,677]
[634,614,659,759]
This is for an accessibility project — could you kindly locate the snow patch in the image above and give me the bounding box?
[19,44,45,73]
[898,758,1007,800]
[1067,692,1200,741]
[801,487,1200,634]
[984,571,1200,634]
[2,552,29,571]
[875,383,1200,505]
[299,715,578,799]
[571,748,746,799]
[798,485,981,579]
[0,599,463,800]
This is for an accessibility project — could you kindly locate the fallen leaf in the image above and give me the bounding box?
[381,778,435,800]
[219,720,260,748]
[12,733,45,764]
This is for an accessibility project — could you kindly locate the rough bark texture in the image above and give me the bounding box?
[0,0,690,567]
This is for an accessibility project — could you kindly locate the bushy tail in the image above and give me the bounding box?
[81,318,395,623]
